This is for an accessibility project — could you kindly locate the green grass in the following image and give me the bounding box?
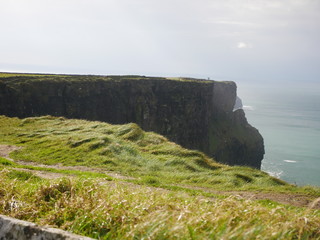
[0,157,15,166]
[0,155,113,181]
[1,115,320,239]
[0,72,214,84]
[0,170,319,239]
[5,169,42,181]
[1,115,311,193]
[0,72,49,78]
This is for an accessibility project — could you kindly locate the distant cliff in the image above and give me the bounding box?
[0,74,264,168]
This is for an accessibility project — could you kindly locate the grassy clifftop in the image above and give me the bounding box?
[0,72,212,83]
[0,115,319,239]
[0,115,284,190]
[0,72,264,168]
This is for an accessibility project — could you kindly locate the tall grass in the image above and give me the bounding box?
[1,115,320,239]
[0,170,319,239]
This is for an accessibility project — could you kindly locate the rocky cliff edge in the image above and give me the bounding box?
[0,74,264,168]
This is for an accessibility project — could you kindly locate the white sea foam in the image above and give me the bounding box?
[267,170,283,179]
[283,160,297,163]
[243,105,254,111]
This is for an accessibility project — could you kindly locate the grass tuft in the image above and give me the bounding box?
[5,169,41,182]
[0,157,15,166]
[37,178,73,202]
[235,173,253,183]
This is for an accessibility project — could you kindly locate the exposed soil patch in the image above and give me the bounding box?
[15,160,135,180]
[12,168,66,180]
[0,144,22,160]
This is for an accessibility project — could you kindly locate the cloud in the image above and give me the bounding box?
[209,20,260,28]
[237,42,252,49]
[0,0,319,82]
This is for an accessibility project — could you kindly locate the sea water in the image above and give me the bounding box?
[237,82,320,186]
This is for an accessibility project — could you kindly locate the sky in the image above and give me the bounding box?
[1,0,319,84]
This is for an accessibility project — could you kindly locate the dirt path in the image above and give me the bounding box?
[223,191,319,208]
[15,160,135,180]
[13,168,66,179]
[0,145,22,160]
[1,144,319,209]
[178,185,320,209]
[0,144,134,180]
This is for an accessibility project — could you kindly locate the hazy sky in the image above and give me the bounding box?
[1,0,319,83]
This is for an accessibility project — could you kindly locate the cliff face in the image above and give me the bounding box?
[0,75,264,168]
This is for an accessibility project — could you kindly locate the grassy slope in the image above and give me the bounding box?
[0,172,319,240]
[0,115,320,239]
[0,115,300,191]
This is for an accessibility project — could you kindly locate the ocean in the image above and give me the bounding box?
[237,82,320,186]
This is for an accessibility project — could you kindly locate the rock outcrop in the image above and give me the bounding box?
[0,214,93,240]
[0,74,264,168]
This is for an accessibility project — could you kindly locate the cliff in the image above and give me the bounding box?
[0,74,264,168]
